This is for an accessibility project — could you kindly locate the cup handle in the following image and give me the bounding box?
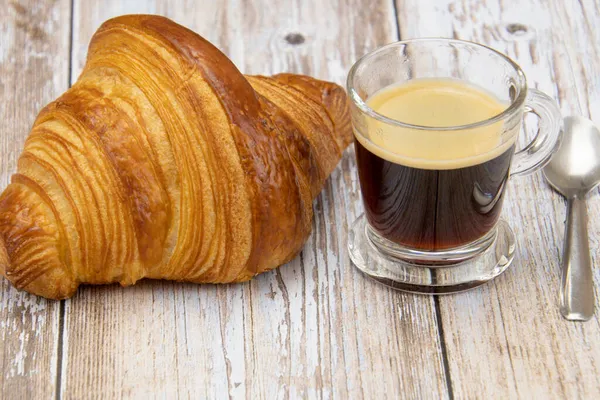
[511,88,562,176]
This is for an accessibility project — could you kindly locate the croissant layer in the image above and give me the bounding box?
[0,15,351,299]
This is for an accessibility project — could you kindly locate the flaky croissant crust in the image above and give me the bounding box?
[0,15,351,299]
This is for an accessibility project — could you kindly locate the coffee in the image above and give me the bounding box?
[355,79,517,250]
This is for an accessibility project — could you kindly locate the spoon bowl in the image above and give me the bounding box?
[544,117,600,198]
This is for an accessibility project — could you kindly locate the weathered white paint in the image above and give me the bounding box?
[397,0,600,398]
[60,0,448,399]
[1,0,599,398]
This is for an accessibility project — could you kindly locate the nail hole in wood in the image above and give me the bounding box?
[506,23,528,35]
[285,33,305,45]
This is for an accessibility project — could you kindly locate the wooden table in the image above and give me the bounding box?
[1,0,599,398]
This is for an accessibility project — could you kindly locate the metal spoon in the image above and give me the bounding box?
[543,116,600,321]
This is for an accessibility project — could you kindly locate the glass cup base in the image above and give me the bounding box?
[348,214,516,294]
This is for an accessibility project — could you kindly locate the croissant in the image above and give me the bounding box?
[0,15,351,299]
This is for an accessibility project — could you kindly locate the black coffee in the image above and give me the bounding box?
[355,138,514,250]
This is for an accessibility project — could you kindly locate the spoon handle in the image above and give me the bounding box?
[561,197,595,321]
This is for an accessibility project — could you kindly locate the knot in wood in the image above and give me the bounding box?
[284,33,305,45]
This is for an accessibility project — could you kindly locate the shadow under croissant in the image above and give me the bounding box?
[60,261,304,301]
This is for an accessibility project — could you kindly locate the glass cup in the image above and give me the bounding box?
[346,39,562,294]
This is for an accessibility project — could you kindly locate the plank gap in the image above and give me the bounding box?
[391,1,453,397]
[55,2,75,398]
[68,0,75,86]
[54,301,66,400]
[391,0,401,40]
[434,296,455,400]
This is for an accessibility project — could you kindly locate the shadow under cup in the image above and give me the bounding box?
[347,39,562,291]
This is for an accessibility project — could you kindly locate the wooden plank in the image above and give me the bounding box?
[396,0,600,398]
[60,1,450,398]
[0,0,72,398]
